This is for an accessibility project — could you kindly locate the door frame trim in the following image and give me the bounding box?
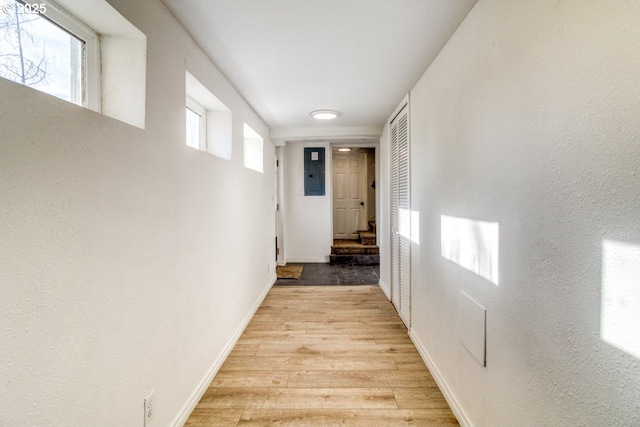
[329,142,380,247]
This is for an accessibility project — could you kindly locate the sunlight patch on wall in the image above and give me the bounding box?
[441,215,499,285]
[399,208,411,240]
[601,239,640,360]
[411,210,420,245]
[399,209,420,244]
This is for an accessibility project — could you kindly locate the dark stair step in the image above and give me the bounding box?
[331,239,379,255]
[358,231,376,246]
[330,254,380,265]
[330,239,380,265]
[331,245,379,255]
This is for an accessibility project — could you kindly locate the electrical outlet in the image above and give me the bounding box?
[144,390,155,426]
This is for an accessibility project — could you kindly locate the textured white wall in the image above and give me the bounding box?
[407,0,640,425]
[0,1,276,426]
[283,142,333,262]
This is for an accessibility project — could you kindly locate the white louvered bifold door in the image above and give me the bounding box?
[390,102,410,327]
[390,115,400,312]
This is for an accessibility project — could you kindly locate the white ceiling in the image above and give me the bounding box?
[160,0,477,142]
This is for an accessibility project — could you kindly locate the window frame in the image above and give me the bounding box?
[186,96,207,151]
[185,71,232,159]
[5,0,101,110]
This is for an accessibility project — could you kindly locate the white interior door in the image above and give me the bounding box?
[333,152,367,239]
[390,102,411,327]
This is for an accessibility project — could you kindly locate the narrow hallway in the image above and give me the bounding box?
[186,286,457,426]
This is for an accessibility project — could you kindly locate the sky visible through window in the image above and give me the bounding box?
[186,107,202,149]
[0,0,83,103]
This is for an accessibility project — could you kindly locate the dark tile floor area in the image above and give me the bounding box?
[275,262,380,286]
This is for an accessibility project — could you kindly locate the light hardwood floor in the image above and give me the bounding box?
[185,285,459,426]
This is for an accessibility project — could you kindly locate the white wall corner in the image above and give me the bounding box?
[101,35,147,129]
[378,279,390,299]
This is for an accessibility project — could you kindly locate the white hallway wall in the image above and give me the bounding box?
[401,0,640,425]
[0,0,276,426]
[283,142,333,263]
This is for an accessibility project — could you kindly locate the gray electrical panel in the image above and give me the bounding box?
[304,147,325,196]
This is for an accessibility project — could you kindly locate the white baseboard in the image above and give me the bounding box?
[171,275,276,427]
[286,257,329,263]
[378,279,390,299]
[408,329,474,427]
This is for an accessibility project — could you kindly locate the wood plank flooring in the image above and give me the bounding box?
[185,286,458,426]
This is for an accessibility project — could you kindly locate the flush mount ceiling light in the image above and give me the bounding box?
[310,109,340,120]
[338,148,351,152]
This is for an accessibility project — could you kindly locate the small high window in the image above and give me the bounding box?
[243,123,263,173]
[186,97,206,151]
[185,71,232,158]
[0,0,100,109]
